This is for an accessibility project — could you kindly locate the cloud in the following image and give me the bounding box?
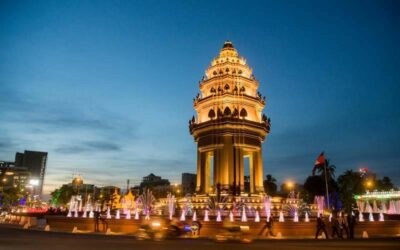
[55,141,121,154]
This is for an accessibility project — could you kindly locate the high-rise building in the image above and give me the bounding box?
[14,150,48,196]
[181,173,196,195]
[189,41,270,194]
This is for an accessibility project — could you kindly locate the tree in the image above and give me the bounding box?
[313,159,336,181]
[50,185,76,206]
[0,187,20,210]
[263,174,277,195]
[302,175,326,203]
[337,170,364,212]
[376,176,396,191]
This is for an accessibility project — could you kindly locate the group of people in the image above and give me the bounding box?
[316,211,357,239]
[258,211,358,239]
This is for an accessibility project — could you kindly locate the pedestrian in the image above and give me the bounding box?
[339,212,348,238]
[94,210,100,232]
[331,213,341,238]
[347,212,356,239]
[259,216,275,237]
[315,216,328,239]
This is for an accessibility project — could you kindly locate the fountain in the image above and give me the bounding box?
[266,215,270,222]
[204,210,209,221]
[167,193,175,220]
[379,211,384,221]
[373,200,378,213]
[359,212,364,222]
[241,208,247,222]
[229,211,234,222]
[126,210,131,219]
[328,213,332,222]
[116,210,120,219]
[134,209,139,220]
[314,196,325,215]
[304,212,309,222]
[279,211,284,222]
[216,210,222,222]
[180,209,186,221]
[263,196,272,218]
[293,210,299,222]
[67,195,77,217]
[255,211,260,222]
[381,201,387,214]
[388,200,396,214]
[106,207,111,219]
[82,209,87,218]
[357,200,365,213]
[192,211,197,221]
[369,212,374,222]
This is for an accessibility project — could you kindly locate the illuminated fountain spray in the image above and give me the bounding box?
[279,211,284,222]
[216,210,222,222]
[379,211,384,221]
[328,213,332,222]
[381,202,387,214]
[314,196,325,216]
[67,196,76,217]
[388,200,396,214]
[106,207,111,219]
[229,211,234,222]
[180,209,186,221]
[369,212,374,222]
[373,200,378,213]
[89,208,94,218]
[356,200,365,214]
[241,208,247,222]
[255,211,260,222]
[115,210,120,219]
[192,211,197,221]
[204,210,209,221]
[126,210,131,219]
[304,212,310,222]
[293,210,299,222]
[366,202,372,214]
[263,196,271,218]
[82,208,87,218]
[167,193,175,220]
[134,209,139,220]
[359,212,364,222]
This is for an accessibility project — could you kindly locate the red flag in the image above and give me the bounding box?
[312,152,325,175]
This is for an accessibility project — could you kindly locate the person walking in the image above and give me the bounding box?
[331,213,341,238]
[315,216,329,239]
[259,216,275,237]
[347,212,356,239]
[339,212,348,238]
[94,210,100,232]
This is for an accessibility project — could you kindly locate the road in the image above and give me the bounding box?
[0,225,399,250]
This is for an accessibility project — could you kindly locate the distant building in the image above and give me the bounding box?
[0,162,30,192]
[181,173,196,195]
[14,150,48,196]
[140,173,170,198]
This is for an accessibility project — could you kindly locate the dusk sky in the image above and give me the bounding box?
[1,0,399,194]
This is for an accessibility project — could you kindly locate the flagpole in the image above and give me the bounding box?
[323,160,330,210]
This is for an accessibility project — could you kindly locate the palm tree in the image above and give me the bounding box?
[313,159,336,181]
[263,174,277,195]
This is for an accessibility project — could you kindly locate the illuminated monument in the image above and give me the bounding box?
[189,41,270,195]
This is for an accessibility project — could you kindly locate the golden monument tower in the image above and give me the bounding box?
[189,41,270,195]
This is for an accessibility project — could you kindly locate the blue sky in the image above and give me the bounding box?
[0,0,399,194]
